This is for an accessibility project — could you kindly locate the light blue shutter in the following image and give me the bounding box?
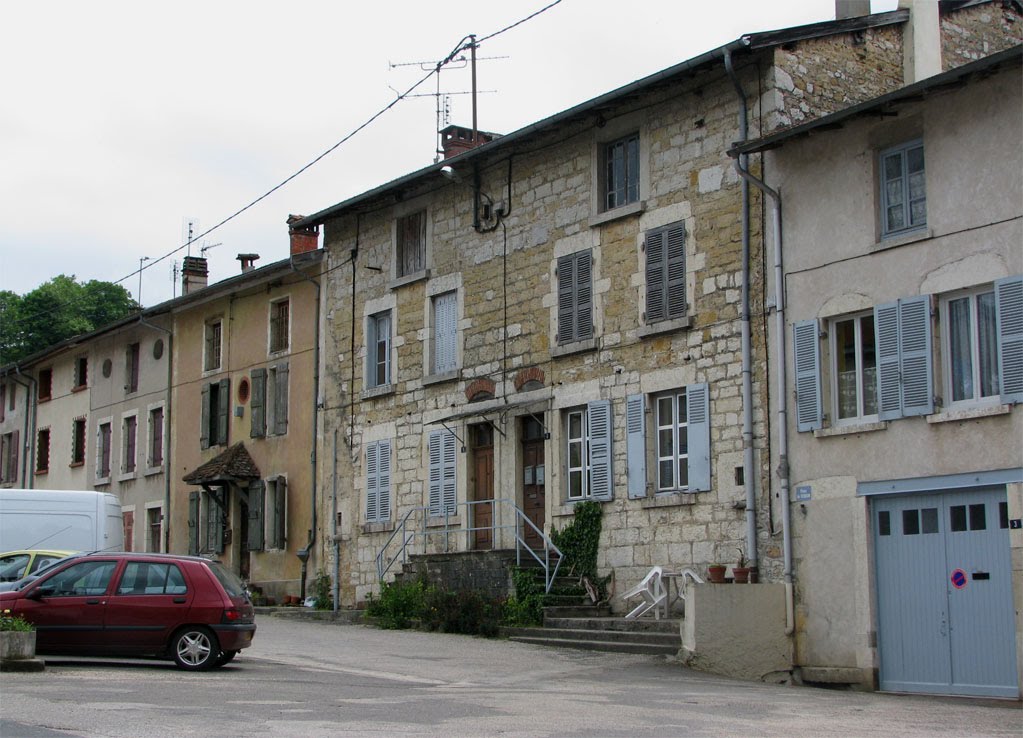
[248,480,265,551]
[433,292,457,374]
[250,369,266,438]
[587,399,612,501]
[793,320,822,432]
[626,394,647,498]
[876,301,903,420]
[645,229,665,323]
[428,430,456,515]
[378,440,392,522]
[274,363,289,435]
[686,383,711,492]
[898,296,933,417]
[200,384,211,449]
[366,442,379,522]
[995,276,1023,404]
[441,431,456,514]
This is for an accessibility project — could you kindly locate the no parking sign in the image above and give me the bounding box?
[950,568,967,590]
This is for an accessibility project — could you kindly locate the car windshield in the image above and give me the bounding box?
[206,560,247,597]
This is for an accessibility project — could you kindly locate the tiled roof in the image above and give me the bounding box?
[182,442,261,484]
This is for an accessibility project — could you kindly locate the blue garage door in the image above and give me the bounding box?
[873,487,1018,698]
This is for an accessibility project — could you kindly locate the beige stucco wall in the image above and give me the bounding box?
[29,350,90,491]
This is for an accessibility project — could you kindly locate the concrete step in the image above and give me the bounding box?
[503,632,679,657]
[542,604,612,618]
[504,625,680,646]
[544,616,680,634]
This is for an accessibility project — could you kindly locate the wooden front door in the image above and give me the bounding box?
[521,417,546,551]
[471,425,494,550]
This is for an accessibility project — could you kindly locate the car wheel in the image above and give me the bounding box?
[172,627,219,671]
[215,649,238,667]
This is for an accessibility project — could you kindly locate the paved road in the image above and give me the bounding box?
[1,615,1020,737]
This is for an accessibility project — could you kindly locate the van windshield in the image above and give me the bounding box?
[206,561,247,597]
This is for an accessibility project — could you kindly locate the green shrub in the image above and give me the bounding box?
[312,569,333,610]
[0,610,33,632]
[551,500,602,581]
[502,567,546,626]
[422,588,500,637]
[365,579,429,629]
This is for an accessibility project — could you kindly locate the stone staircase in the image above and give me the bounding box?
[502,604,682,657]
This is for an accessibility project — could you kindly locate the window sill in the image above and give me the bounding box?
[38,396,52,403]
[69,461,85,469]
[71,385,87,393]
[362,521,395,534]
[118,471,137,482]
[268,348,291,359]
[426,514,461,528]
[390,269,431,291]
[927,403,1011,424]
[588,200,645,228]
[637,316,693,339]
[552,337,598,359]
[144,466,164,477]
[423,370,460,387]
[34,469,48,476]
[554,498,609,518]
[640,492,698,509]
[814,420,888,438]
[361,383,395,400]
[95,477,111,486]
[872,227,931,253]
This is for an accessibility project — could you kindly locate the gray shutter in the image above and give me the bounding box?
[686,383,711,492]
[217,378,230,445]
[587,399,613,501]
[379,440,392,521]
[995,276,1023,404]
[665,223,686,318]
[248,480,265,552]
[557,254,576,343]
[898,296,933,417]
[433,292,457,374]
[274,363,289,435]
[428,430,442,515]
[200,384,210,449]
[275,477,287,548]
[793,320,823,432]
[11,429,18,482]
[366,441,379,522]
[576,250,593,340]
[626,394,647,498]
[875,301,903,420]
[441,431,456,514]
[188,491,200,555]
[645,229,666,323]
[250,369,266,438]
[210,494,224,554]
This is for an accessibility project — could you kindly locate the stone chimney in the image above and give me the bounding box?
[440,124,499,159]
[181,256,208,295]
[899,0,942,84]
[835,0,871,20]
[236,253,260,273]
[287,215,319,256]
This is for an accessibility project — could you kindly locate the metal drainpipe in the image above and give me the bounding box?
[731,155,794,635]
[723,48,758,571]
[290,258,320,603]
[10,370,36,489]
[139,315,173,553]
[332,428,339,613]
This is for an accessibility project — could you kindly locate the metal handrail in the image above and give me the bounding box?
[374,497,563,592]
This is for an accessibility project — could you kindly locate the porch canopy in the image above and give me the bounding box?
[183,442,261,508]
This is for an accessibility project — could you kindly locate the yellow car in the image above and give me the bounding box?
[0,550,77,583]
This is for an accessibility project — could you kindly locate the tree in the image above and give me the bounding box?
[0,275,139,366]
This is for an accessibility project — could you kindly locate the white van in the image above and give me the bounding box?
[0,489,124,552]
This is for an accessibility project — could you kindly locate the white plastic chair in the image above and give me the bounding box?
[621,565,666,620]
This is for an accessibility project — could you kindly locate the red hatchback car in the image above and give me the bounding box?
[0,552,255,670]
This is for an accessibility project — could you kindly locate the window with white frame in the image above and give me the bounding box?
[200,379,230,448]
[188,490,224,555]
[97,420,112,480]
[204,320,222,372]
[122,414,137,475]
[431,291,458,375]
[269,298,290,354]
[396,210,427,278]
[831,313,878,423]
[942,288,1000,407]
[655,392,689,492]
[602,133,640,212]
[565,400,612,501]
[146,505,162,552]
[625,386,711,498]
[367,311,392,389]
[365,439,392,523]
[880,140,926,238]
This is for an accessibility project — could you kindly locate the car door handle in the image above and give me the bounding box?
[86,600,102,605]
[173,597,187,604]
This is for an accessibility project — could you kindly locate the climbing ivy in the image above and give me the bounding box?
[550,500,602,581]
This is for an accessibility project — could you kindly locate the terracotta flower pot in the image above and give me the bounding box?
[707,565,727,583]
[732,567,752,584]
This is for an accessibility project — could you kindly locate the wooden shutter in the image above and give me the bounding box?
[188,491,200,555]
[274,363,289,435]
[645,229,665,323]
[248,480,265,552]
[208,494,224,554]
[646,223,686,324]
[217,378,230,445]
[686,383,711,492]
[793,320,823,432]
[995,276,1023,404]
[366,441,379,522]
[433,292,457,374]
[200,384,211,449]
[626,394,647,498]
[10,429,18,483]
[875,301,903,420]
[898,296,933,416]
[587,399,613,501]
[557,254,576,343]
[428,430,456,516]
[250,369,266,438]
[274,477,287,548]
[576,250,593,341]
[665,223,686,318]
[428,431,442,515]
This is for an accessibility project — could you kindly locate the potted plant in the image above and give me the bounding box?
[0,610,37,665]
[732,548,753,584]
[706,562,727,583]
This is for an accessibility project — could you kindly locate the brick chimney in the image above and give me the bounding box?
[835,0,870,20]
[440,124,499,159]
[181,256,208,295]
[237,253,260,273]
[287,215,319,256]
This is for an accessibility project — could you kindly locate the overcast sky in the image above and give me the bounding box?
[1,0,897,307]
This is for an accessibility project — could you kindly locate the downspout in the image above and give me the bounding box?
[332,428,339,613]
[723,48,758,571]
[731,155,794,636]
[290,258,321,604]
[10,369,36,489]
[139,315,173,553]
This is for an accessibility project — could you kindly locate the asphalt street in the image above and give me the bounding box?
[1,615,1020,737]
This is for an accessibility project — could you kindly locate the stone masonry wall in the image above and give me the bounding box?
[940,1,1022,71]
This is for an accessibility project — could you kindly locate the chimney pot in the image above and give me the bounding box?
[237,253,260,273]
[181,256,209,295]
[288,215,319,256]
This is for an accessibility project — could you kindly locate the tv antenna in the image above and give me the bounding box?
[182,218,200,256]
[200,242,222,258]
[171,260,179,299]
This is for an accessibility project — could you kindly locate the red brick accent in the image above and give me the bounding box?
[465,378,496,402]
[288,214,319,256]
[513,367,545,391]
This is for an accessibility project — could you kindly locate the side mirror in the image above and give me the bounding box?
[25,586,50,601]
